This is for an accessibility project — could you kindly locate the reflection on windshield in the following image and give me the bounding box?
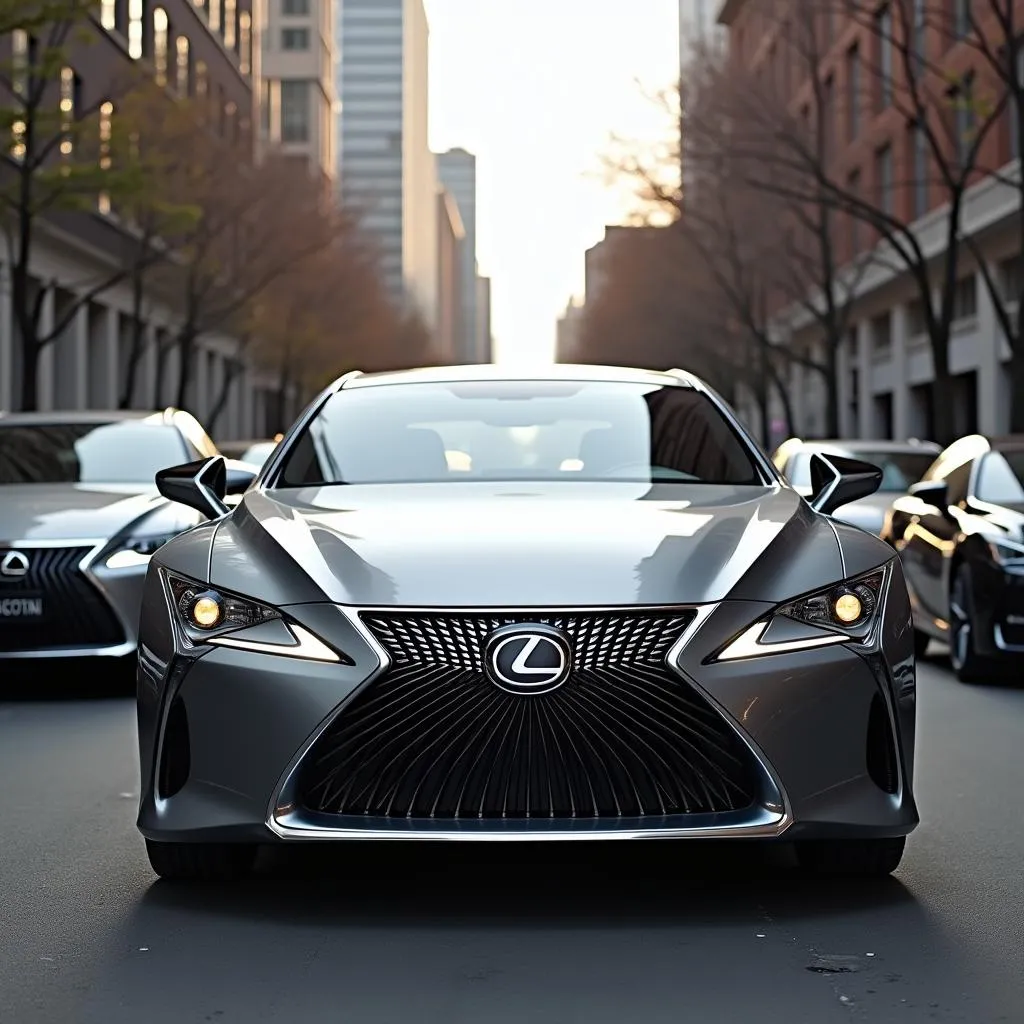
[276,380,765,487]
[0,423,189,485]
[975,451,1024,505]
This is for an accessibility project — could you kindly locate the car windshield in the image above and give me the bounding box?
[975,450,1024,505]
[276,379,764,486]
[241,442,276,467]
[788,449,935,493]
[0,421,188,485]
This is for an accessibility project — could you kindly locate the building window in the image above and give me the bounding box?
[98,100,113,213]
[1001,255,1023,302]
[877,4,892,110]
[280,80,309,142]
[239,11,252,74]
[953,276,977,320]
[955,71,976,164]
[907,297,927,337]
[872,312,892,356]
[282,27,309,49]
[847,168,861,256]
[176,36,190,94]
[282,0,308,13]
[195,59,208,99]
[153,8,169,85]
[953,0,970,40]
[847,44,859,141]
[224,0,236,48]
[101,0,116,30]
[911,123,928,219]
[876,143,893,215]
[128,0,144,58]
[209,0,220,31]
[1011,46,1024,158]
[59,66,77,159]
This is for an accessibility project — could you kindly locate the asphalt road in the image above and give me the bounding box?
[2,651,1022,1024]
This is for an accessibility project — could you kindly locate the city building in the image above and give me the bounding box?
[336,0,438,330]
[555,298,585,363]
[437,147,483,362]
[679,1,725,198]
[717,0,1024,442]
[0,0,288,436]
[259,0,336,192]
[435,188,465,364]
[475,274,493,363]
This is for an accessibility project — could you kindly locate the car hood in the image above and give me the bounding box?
[0,483,181,542]
[206,482,848,608]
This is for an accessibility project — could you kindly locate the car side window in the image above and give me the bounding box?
[943,461,972,505]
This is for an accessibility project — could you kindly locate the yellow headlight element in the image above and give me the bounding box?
[833,592,863,624]
[190,595,223,629]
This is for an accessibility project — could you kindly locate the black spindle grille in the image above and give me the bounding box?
[0,547,124,651]
[296,611,760,821]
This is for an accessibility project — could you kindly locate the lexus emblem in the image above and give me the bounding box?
[0,550,29,580]
[484,624,572,696]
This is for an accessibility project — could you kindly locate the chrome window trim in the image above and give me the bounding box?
[265,602,792,842]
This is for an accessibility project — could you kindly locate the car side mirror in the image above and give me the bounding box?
[908,479,949,511]
[156,456,229,520]
[808,453,883,516]
[224,459,259,495]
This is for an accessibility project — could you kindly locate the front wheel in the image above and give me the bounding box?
[948,564,996,683]
[796,836,906,878]
[145,839,258,883]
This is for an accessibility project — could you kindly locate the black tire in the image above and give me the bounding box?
[796,836,906,878]
[145,839,258,883]
[948,563,995,683]
[913,629,930,659]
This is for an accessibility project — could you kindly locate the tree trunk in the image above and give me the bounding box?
[929,334,957,445]
[174,331,196,410]
[17,335,39,412]
[11,262,40,411]
[205,359,240,435]
[119,267,147,408]
[823,329,841,437]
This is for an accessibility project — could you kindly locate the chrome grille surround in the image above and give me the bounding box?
[270,605,790,840]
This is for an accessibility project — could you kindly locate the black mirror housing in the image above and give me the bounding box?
[156,456,229,520]
[908,479,949,509]
[808,453,883,516]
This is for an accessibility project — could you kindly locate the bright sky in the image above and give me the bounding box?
[425,0,681,366]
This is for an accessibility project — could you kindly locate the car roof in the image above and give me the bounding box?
[786,438,941,454]
[0,408,179,425]
[338,364,698,390]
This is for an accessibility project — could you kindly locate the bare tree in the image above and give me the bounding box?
[713,1,1008,442]
[0,1,150,409]
[944,1,1024,429]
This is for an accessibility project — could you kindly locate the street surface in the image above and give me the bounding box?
[1,652,1022,1023]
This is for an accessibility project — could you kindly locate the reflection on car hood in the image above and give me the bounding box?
[0,483,174,542]
[207,481,848,608]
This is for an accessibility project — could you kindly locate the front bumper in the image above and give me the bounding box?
[0,539,148,659]
[137,583,919,845]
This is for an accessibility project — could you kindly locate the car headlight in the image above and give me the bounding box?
[716,567,887,662]
[987,538,1024,568]
[104,532,181,569]
[162,570,345,663]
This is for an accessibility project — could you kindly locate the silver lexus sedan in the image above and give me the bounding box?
[0,409,254,666]
[136,365,919,883]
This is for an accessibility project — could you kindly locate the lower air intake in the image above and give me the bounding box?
[296,611,760,820]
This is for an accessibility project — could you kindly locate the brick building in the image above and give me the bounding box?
[0,2,295,436]
[718,0,1024,444]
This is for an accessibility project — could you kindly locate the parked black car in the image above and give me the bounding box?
[882,433,1024,681]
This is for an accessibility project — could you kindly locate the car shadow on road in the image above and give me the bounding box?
[135,839,916,929]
